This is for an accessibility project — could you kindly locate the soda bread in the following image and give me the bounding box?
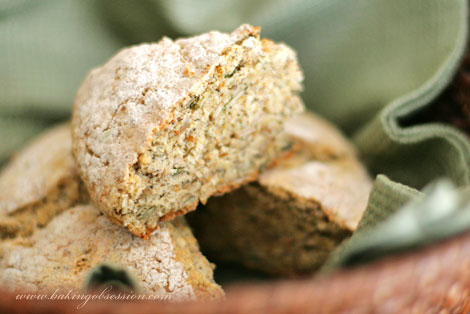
[0,205,223,299]
[0,124,88,239]
[0,125,223,299]
[188,112,372,276]
[72,24,304,238]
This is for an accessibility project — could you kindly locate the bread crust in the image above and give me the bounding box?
[72,24,261,215]
[0,123,76,215]
[72,24,303,237]
[0,123,88,239]
[0,125,223,298]
[0,205,223,299]
[188,112,372,275]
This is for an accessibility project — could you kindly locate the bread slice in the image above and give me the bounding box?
[71,24,304,238]
[0,205,223,299]
[187,112,372,276]
[0,123,88,239]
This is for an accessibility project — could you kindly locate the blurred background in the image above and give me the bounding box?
[0,0,467,165]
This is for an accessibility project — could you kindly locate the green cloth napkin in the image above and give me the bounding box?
[0,0,469,269]
[323,176,470,270]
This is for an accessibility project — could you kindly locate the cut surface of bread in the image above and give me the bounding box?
[0,125,223,299]
[72,24,304,238]
[188,112,372,276]
[0,123,88,239]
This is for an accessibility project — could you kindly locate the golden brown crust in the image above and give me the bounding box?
[141,205,198,240]
[282,112,356,160]
[72,25,265,227]
[0,205,223,299]
[188,112,372,275]
[0,124,224,298]
[169,218,224,299]
[72,24,303,237]
[0,232,467,313]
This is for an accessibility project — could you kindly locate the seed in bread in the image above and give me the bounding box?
[187,112,372,276]
[71,24,304,238]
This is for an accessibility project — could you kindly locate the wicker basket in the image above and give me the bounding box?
[0,232,468,314]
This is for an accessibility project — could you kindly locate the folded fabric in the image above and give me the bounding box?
[324,177,470,269]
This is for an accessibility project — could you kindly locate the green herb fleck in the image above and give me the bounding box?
[189,101,199,110]
[172,167,184,176]
[281,142,293,151]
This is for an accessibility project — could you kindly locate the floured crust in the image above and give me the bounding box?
[0,205,223,299]
[0,123,88,239]
[188,112,372,275]
[259,159,370,231]
[72,24,304,237]
[0,123,76,215]
[0,124,223,298]
[72,25,261,217]
[169,218,224,299]
[283,112,356,160]
[259,113,371,230]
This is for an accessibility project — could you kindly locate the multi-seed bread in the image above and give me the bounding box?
[0,123,88,239]
[0,125,223,299]
[72,24,304,238]
[187,112,372,276]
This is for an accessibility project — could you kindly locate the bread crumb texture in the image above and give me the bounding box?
[72,24,304,237]
[0,123,88,239]
[0,126,223,299]
[188,112,372,276]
